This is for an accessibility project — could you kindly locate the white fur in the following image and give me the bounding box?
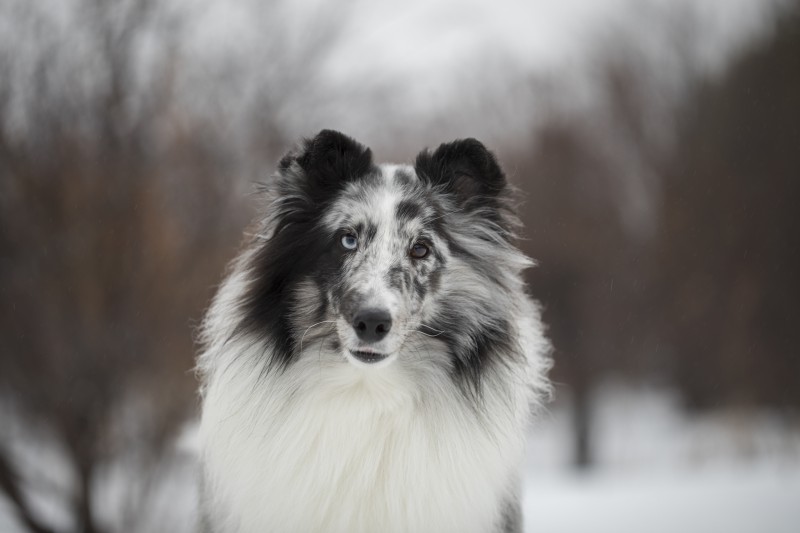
[199,343,547,533]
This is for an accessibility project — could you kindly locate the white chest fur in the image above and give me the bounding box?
[199,353,530,533]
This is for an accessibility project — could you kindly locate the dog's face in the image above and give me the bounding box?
[238,130,524,380]
[318,168,450,367]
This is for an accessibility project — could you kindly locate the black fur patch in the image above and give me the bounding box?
[426,305,516,399]
[236,130,376,368]
[395,199,421,222]
[296,129,375,200]
[415,138,505,198]
[414,138,510,233]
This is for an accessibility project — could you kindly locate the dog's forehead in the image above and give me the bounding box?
[322,164,426,235]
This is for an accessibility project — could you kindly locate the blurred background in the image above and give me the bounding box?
[1,0,798,531]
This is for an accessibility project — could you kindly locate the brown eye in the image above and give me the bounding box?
[410,242,429,259]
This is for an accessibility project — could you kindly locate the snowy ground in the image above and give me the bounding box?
[2,383,799,532]
[523,383,800,533]
[525,468,800,533]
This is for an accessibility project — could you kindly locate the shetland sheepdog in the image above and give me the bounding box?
[197,130,551,533]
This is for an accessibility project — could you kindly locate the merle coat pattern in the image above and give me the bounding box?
[197,130,551,533]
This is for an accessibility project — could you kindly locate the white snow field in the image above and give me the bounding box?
[524,469,800,533]
[523,384,800,533]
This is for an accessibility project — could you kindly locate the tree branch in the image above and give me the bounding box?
[0,446,58,533]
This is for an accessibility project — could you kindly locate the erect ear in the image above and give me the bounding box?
[414,138,507,206]
[279,129,374,193]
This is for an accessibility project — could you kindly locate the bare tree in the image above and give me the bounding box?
[509,4,718,468]
[0,1,238,531]
[654,2,800,412]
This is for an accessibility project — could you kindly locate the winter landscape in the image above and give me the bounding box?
[1,0,798,531]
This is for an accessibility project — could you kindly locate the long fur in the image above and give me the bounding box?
[196,130,552,533]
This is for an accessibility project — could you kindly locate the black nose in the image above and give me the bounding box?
[352,308,392,343]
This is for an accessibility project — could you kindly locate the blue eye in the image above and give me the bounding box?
[340,233,358,250]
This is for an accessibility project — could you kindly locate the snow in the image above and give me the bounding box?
[525,469,800,533]
[3,384,799,532]
[522,383,800,532]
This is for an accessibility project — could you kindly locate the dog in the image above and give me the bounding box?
[196,130,552,533]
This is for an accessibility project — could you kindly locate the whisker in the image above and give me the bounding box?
[299,320,337,353]
[413,329,443,338]
[415,323,446,337]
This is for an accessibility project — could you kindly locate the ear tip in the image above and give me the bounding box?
[429,137,495,163]
[457,138,496,163]
[445,137,488,150]
[311,129,359,146]
[427,137,499,169]
[460,137,488,148]
[314,128,345,141]
[308,129,342,152]
[309,130,370,156]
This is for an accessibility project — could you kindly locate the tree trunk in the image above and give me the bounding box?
[75,460,101,533]
[572,379,593,469]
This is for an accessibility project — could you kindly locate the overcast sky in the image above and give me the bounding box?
[1,0,787,157]
[182,0,786,151]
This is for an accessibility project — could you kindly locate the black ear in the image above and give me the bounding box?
[414,138,507,206]
[281,129,374,193]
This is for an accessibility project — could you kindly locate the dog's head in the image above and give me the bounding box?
[237,130,529,382]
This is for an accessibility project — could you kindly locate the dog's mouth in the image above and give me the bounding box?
[349,349,389,364]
